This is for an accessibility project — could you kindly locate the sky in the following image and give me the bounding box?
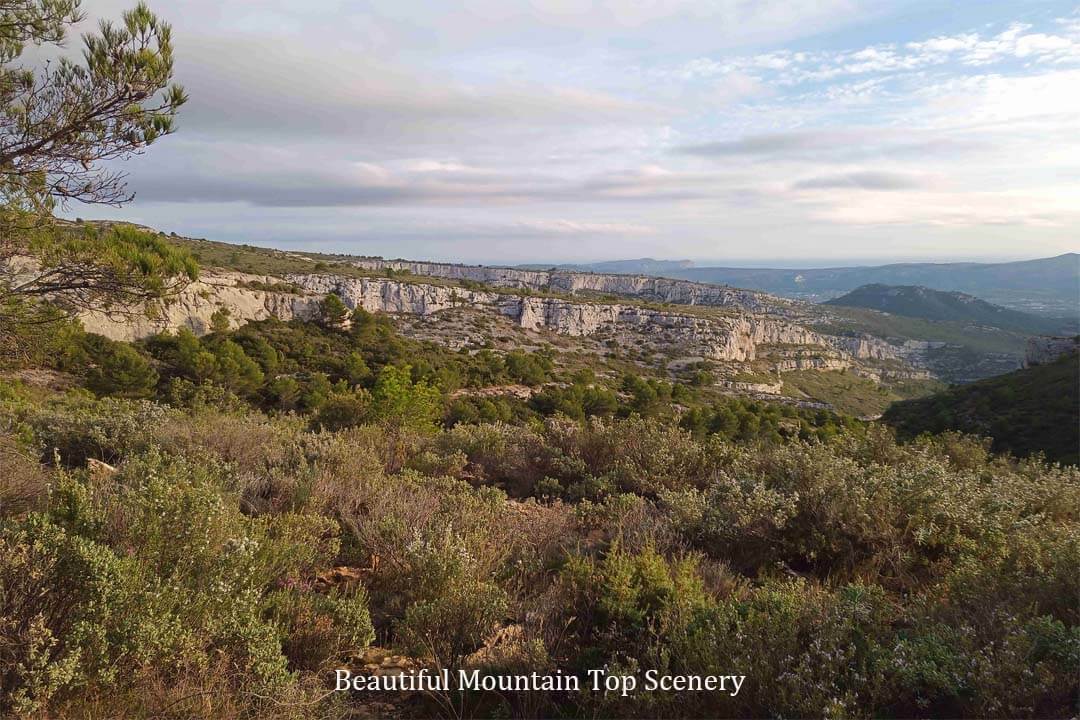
[56,0,1080,264]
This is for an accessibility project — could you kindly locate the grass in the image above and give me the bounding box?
[810,306,1029,356]
[780,368,941,417]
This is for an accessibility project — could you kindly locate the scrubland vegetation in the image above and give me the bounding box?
[0,2,1076,716]
[1,310,1077,718]
[884,353,1080,465]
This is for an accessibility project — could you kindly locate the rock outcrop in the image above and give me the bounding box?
[77,269,916,376]
[287,274,830,363]
[825,335,901,361]
[349,259,789,314]
[1024,336,1080,367]
[81,271,321,341]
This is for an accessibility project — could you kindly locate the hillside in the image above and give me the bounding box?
[667,253,1080,317]
[44,226,1042,388]
[3,224,1078,719]
[519,258,695,275]
[882,353,1080,464]
[824,284,1076,335]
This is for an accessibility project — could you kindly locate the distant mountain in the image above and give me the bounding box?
[664,253,1080,318]
[824,284,1077,336]
[517,258,694,275]
[882,353,1079,465]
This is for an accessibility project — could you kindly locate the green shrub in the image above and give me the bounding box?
[0,448,364,716]
[82,335,158,398]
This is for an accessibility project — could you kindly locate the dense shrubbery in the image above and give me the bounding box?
[1,376,1076,718]
[40,311,867,453]
[0,439,370,717]
[681,395,860,443]
[0,309,1075,718]
[884,353,1080,464]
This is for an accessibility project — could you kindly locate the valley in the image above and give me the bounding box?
[2,2,1078,717]
[74,231,954,417]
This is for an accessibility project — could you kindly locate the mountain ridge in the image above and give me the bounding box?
[824,283,1077,336]
[531,253,1079,318]
[883,353,1080,464]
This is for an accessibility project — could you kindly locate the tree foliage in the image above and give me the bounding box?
[0,1,193,360]
[0,1,186,218]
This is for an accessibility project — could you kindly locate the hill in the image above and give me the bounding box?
[882,353,1080,464]
[518,258,695,275]
[4,225,1078,718]
[666,253,1080,318]
[824,284,1076,335]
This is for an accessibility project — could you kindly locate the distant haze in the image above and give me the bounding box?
[62,0,1080,263]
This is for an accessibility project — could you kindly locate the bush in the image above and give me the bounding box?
[0,449,364,716]
[82,335,158,398]
[1,346,1077,718]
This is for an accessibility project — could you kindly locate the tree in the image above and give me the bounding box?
[1,1,187,219]
[0,2,193,353]
[369,365,442,432]
[84,335,157,397]
[319,293,348,327]
[343,350,371,386]
[208,338,263,396]
[2,223,197,316]
[311,389,371,432]
[368,364,442,471]
[209,307,232,334]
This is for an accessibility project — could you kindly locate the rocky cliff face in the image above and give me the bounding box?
[81,272,321,341]
[1025,336,1080,367]
[288,274,830,363]
[79,269,911,375]
[350,259,788,314]
[825,336,901,361]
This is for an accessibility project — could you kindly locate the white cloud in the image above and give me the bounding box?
[48,1,1080,262]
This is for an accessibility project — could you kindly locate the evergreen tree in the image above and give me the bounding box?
[320,293,348,327]
[0,2,193,358]
[85,338,157,397]
[210,308,232,334]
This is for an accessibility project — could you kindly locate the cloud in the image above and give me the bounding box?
[791,171,926,191]
[807,188,1079,228]
[171,36,658,146]
[675,14,1080,86]
[676,130,858,157]
[121,140,732,208]
[673,128,983,163]
[47,2,1080,263]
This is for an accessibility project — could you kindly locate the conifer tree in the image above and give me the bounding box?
[0,1,194,361]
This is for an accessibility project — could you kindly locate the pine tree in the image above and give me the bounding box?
[0,2,194,363]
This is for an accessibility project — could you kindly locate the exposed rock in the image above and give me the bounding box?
[75,269,924,380]
[825,335,901,361]
[287,274,831,363]
[772,356,851,372]
[349,259,790,313]
[720,379,784,395]
[86,458,118,476]
[1024,335,1079,367]
[449,384,535,400]
[80,270,321,341]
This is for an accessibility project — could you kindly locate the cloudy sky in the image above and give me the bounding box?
[62,0,1080,264]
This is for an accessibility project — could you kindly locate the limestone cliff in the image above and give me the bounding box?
[825,335,901,361]
[77,269,911,375]
[350,259,789,314]
[286,274,830,363]
[80,271,321,341]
